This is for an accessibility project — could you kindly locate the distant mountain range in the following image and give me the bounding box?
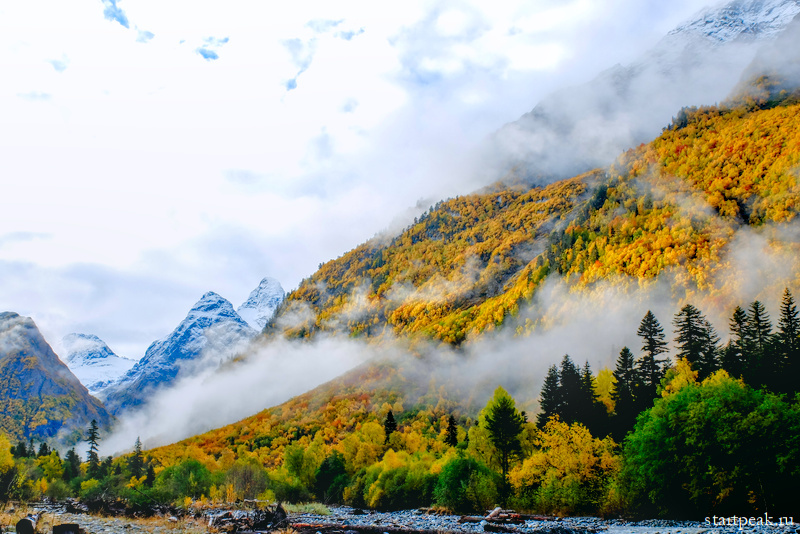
[0,312,112,445]
[98,283,284,415]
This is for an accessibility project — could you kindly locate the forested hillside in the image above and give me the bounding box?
[270,96,800,345]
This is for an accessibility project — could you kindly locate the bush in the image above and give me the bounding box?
[433,457,499,513]
[45,478,73,500]
[154,459,213,501]
[226,460,269,500]
[508,418,618,515]
[314,451,349,503]
[619,372,800,517]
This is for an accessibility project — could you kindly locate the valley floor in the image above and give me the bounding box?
[5,504,797,534]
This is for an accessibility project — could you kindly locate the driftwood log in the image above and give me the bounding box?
[207,503,288,532]
[53,524,82,534]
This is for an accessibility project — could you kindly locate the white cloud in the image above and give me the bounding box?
[0,0,710,358]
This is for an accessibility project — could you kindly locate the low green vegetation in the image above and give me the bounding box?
[2,291,800,518]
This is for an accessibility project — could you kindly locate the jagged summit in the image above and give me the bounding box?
[99,292,257,415]
[61,333,135,395]
[237,277,285,330]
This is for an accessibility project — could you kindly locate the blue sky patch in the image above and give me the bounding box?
[101,0,130,28]
[137,30,155,43]
[197,48,219,61]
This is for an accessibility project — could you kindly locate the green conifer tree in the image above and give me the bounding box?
[673,304,719,380]
[558,355,582,424]
[384,410,397,443]
[86,419,101,479]
[611,347,639,442]
[537,364,561,427]
[445,415,459,447]
[776,288,800,393]
[483,387,524,493]
[636,310,669,400]
[129,437,144,478]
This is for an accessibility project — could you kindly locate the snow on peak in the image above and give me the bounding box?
[100,291,258,414]
[671,0,800,43]
[60,333,135,395]
[237,277,285,330]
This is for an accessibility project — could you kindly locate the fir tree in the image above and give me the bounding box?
[145,464,156,487]
[86,419,101,479]
[37,442,50,458]
[129,437,144,478]
[636,310,669,399]
[483,387,525,490]
[673,304,719,380]
[383,410,397,443]
[722,306,749,379]
[776,288,800,392]
[445,415,459,447]
[746,300,774,387]
[580,361,610,437]
[537,364,561,427]
[559,355,582,424]
[63,448,81,482]
[611,347,639,442]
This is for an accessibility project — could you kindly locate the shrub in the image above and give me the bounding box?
[619,371,800,517]
[433,457,499,513]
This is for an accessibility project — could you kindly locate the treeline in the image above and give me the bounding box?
[2,290,800,518]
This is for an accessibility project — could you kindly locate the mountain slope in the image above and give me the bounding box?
[100,292,257,415]
[148,94,800,476]
[269,95,800,345]
[0,312,112,444]
[61,333,135,395]
[491,0,800,181]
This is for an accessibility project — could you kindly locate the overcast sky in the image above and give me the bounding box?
[0,0,711,359]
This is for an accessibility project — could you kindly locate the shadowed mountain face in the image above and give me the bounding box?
[100,292,257,416]
[0,312,112,444]
[490,0,800,183]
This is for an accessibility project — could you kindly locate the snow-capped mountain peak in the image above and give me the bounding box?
[237,277,285,330]
[60,333,135,395]
[100,291,258,415]
[670,0,800,43]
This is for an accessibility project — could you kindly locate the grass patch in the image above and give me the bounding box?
[283,502,331,515]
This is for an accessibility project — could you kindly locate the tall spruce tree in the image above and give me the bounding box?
[722,306,749,379]
[483,387,525,492]
[537,364,561,427]
[776,288,800,393]
[63,448,81,482]
[580,361,609,437]
[129,437,144,478]
[86,419,101,479]
[559,355,582,425]
[445,415,459,447]
[673,304,719,380]
[745,300,774,387]
[636,310,669,401]
[384,410,397,443]
[611,347,639,442]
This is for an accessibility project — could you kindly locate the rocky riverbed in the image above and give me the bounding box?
[292,507,799,534]
[2,503,797,534]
